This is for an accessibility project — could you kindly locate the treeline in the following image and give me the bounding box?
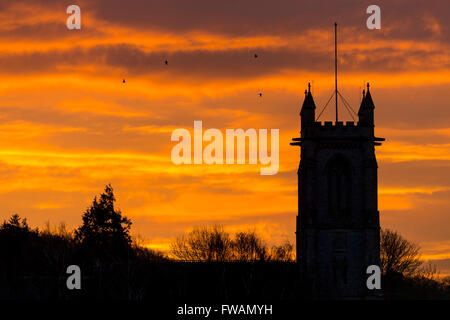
[0,184,449,300]
[171,225,293,262]
[0,185,294,264]
[0,185,299,300]
[0,185,166,264]
[379,228,450,299]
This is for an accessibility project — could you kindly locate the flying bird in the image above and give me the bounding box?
[254,53,258,58]
[259,92,262,97]
[165,60,168,65]
[123,79,126,83]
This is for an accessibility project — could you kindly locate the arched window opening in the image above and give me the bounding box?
[327,157,352,219]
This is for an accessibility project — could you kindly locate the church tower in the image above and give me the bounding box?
[291,83,384,298]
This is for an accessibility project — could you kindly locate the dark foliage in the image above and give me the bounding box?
[380,228,423,276]
[0,187,448,300]
[170,225,294,262]
[74,184,132,260]
[383,272,450,300]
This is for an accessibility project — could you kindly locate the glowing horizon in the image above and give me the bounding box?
[0,0,449,275]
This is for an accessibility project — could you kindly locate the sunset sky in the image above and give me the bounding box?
[0,0,449,274]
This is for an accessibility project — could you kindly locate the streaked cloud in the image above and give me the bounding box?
[0,0,448,272]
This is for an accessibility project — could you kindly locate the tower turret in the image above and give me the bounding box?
[300,83,316,131]
[358,83,375,126]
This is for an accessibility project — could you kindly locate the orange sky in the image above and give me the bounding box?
[0,0,449,274]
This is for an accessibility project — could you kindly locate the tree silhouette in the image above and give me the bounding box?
[271,242,294,262]
[171,225,233,261]
[233,231,269,262]
[380,228,423,276]
[0,214,31,234]
[0,214,37,253]
[74,184,132,258]
[171,225,295,262]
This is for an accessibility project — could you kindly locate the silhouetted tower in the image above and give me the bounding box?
[291,82,384,298]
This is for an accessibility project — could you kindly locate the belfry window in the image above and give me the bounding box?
[327,157,351,218]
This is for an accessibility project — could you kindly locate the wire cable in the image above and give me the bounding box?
[316,91,335,121]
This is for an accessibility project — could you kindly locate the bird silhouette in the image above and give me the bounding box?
[123,79,126,83]
[254,54,258,58]
[259,93,262,97]
[165,60,168,65]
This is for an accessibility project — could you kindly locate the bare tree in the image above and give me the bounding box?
[233,231,269,262]
[442,276,450,287]
[171,225,294,262]
[271,241,294,262]
[380,228,423,276]
[171,225,233,261]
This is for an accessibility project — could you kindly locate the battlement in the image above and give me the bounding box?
[317,121,355,127]
[309,121,372,136]
[295,120,377,142]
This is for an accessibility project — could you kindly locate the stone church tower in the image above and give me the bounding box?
[291,83,384,299]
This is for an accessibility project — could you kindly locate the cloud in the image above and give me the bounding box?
[0,0,449,266]
[0,39,448,78]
